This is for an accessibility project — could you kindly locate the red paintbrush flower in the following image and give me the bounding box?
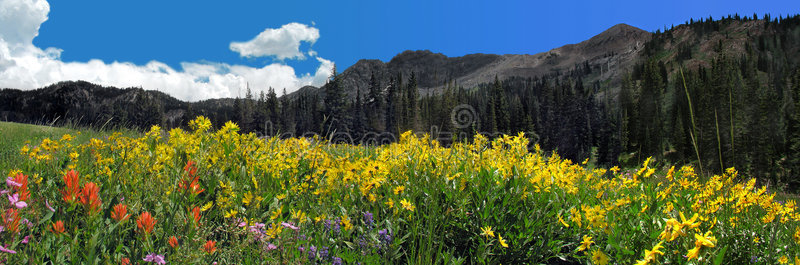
[169,236,179,248]
[50,220,65,234]
[61,170,80,203]
[78,182,102,215]
[111,203,130,222]
[179,161,204,196]
[136,212,156,235]
[203,240,216,254]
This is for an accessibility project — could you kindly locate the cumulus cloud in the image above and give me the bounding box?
[0,0,333,101]
[229,22,320,60]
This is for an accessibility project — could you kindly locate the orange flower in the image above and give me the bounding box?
[79,182,102,214]
[61,170,81,203]
[203,240,216,254]
[12,173,30,201]
[136,212,156,235]
[190,206,201,227]
[179,161,204,196]
[120,257,131,265]
[183,160,198,176]
[111,203,130,222]
[168,236,179,248]
[50,220,65,234]
[3,209,20,234]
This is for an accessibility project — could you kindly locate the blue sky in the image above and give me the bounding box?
[1,0,797,100]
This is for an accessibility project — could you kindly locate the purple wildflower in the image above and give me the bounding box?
[332,257,343,265]
[21,235,30,244]
[378,229,392,245]
[45,200,55,212]
[143,253,166,264]
[266,243,277,251]
[308,245,317,260]
[0,245,15,254]
[281,222,299,231]
[8,193,27,209]
[6,177,21,188]
[363,212,374,229]
[333,218,341,233]
[319,246,329,260]
[22,218,33,228]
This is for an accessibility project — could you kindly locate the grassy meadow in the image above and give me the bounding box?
[0,117,798,264]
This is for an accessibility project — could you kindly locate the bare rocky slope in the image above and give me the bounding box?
[310,23,651,99]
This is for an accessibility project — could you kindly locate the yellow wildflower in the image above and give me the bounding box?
[393,185,405,195]
[224,209,238,218]
[480,226,495,238]
[578,235,593,252]
[270,207,282,220]
[558,213,570,227]
[591,249,610,265]
[340,215,353,231]
[497,234,508,248]
[242,191,254,207]
[200,201,213,212]
[400,199,415,212]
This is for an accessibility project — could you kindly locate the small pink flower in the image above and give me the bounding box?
[143,253,166,264]
[45,200,55,212]
[0,245,16,254]
[281,222,299,231]
[21,235,30,244]
[6,177,21,188]
[8,193,27,209]
[266,243,277,251]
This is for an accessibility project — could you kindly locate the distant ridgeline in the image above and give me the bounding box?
[2,14,800,186]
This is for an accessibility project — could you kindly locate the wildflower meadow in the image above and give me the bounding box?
[0,116,798,264]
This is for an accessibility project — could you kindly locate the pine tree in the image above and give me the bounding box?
[266,87,280,133]
[367,72,384,132]
[324,65,348,135]
[353,88,367,141]
[405,72,419,131]
[492,75,510,133]
[280,88,295,135]
[385,77,399,136]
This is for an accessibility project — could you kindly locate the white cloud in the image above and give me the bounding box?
[229,22,320,60]
[0,0,333,102]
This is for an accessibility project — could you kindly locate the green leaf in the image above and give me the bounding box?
[38,210,54,225]
[713,245,728,265]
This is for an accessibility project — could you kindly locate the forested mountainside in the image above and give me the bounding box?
[3,14,800,187]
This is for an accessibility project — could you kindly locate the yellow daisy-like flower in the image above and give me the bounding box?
[794,227,800,244]
[498,234,509,248]
[270,207,283,220]
[242,191,254,206]
[694,231,716,248]
[591,249,610,265]
[778,255,788,264]
[400,199,415,212]
[558,213,570,227]
[578,235,593,252]
[224,209,238,218]
[480,226,495,238]
[393,185,405,195]
[200,201,213,212]
[686,246,701,261]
